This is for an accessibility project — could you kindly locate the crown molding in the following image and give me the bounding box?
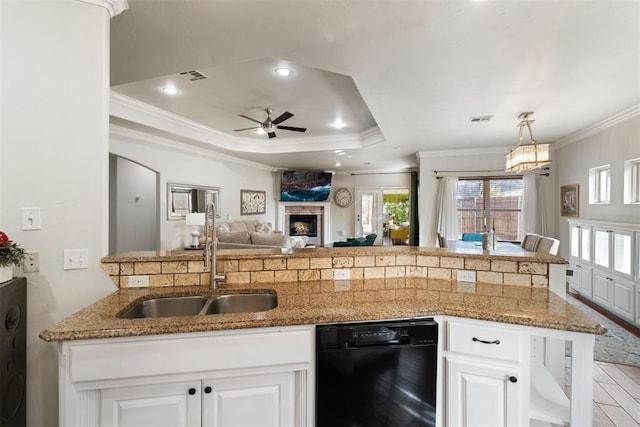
[416,145,509,159]
[109,124,274,172]
[76,0,128,17]
[553,104,640,149]
[110,91,385,155]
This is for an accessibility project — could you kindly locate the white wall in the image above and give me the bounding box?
[110,127,276,250]
[554,114,640,258]
[417,148,556,247]
[0,1,115,425]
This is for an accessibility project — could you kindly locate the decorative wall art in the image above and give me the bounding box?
[240,190,266,215]
[560,184,579,217]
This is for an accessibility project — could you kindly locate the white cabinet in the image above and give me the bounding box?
[203,372,295,427]
[444,319,528,427]
[569,220,639,326]
[569,262,593,297]
[101,381,201,427]
[59,326,314,427]
[446,357,520,427]
[100,372,295,427]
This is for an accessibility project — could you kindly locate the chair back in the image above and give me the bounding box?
[537,237,560,255]
[521,233,542,251]
[364,233,377,246]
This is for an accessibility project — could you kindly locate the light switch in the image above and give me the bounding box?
[22,207,41,230]
[63,249,89,270]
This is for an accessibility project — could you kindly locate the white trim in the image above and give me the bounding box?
[109,124,274,172]
[76,0,128,17]
[554,104,640,149]
[110,92,385,155]
[417,146,509,158]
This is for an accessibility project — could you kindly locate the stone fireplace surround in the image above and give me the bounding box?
[278,202,331,247]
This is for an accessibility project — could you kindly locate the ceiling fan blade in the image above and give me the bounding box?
[277,125,307,132]
[272,112,293,125]
[268,132,277,139]
[233,126,262,132]
[238,114,264,125]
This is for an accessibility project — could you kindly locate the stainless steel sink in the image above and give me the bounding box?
[118,296,209,319]
[203,293,278,315]
[118,292,277,319]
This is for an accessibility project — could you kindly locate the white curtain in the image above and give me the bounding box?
[436,176,459,240]
[519,174,543,240]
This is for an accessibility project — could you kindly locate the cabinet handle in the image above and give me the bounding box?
[509,376,518,383]
[188,388,197,395]
[204,386,212,394]
[472,337,500,345]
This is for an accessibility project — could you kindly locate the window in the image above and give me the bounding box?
[624,157,640,204]
[589,165,610,204]
[456,177,523,241]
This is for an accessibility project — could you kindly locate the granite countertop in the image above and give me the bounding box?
[40,278,605,342]
[101,245,567,264]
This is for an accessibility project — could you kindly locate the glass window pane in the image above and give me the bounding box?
[594,230,610,268]
[581,228,590,262]
[570,227,579,258]
[614,233,631,275]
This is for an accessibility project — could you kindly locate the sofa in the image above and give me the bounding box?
[212,220,309,249]
[333,233,377,247]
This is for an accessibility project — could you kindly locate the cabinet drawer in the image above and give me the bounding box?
[447,321,521,362]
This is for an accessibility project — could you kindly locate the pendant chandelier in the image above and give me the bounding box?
[505,112,551,173]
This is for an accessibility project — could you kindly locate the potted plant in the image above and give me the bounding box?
[0,231,25,283]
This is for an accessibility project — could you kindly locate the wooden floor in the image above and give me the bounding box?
[593,361,640,426]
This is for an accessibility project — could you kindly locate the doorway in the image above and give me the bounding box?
[355,187,410,246]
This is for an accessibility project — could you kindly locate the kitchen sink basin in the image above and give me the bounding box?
[118,296,209,319]
[118,292,277,319]
[204,293,278,315]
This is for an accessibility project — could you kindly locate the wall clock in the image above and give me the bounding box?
[334,187,353,208]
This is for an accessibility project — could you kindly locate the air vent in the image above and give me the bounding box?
[179,70,208,81]
[469,115,494,123]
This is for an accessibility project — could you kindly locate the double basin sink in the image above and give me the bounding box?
[118,291,277,319]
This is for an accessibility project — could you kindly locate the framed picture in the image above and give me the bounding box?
[240,189,266,215]
[560,184,579,217]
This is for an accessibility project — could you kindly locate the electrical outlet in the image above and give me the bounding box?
[128,275,149,287]
[334,269,351,280]
[23,251,40,272]
[456,270,476,282]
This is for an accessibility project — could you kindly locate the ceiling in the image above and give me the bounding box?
[110,0,639,172]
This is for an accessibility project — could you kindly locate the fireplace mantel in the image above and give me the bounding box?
[277,202,331,246]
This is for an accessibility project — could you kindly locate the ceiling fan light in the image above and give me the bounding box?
[255,128,266,135]
[274,67,293,77]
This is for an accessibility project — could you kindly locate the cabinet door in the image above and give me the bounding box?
[202,372,295,427]
[593,228,611,270]
[572,264,592,298]
[612,230,633,278]
[446,357,522,427]
[101,381,201,427]
[592,269,612,308]
[611,277,635,322]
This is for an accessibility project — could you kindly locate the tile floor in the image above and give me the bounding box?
[593,361,640,426]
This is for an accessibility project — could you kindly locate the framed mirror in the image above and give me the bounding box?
[167,183,221,220]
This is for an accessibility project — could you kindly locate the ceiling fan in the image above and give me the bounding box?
[233,108,307,139]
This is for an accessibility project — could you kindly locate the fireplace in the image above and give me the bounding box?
[280,203,329,246]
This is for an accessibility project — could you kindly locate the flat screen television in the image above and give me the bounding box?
[281,171,332,202]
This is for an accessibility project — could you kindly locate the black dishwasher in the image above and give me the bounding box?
[316,319,438,427]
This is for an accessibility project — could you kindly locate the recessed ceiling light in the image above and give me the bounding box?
[337,152,346,156]
[335,162,341,167]
[333,149,344,154]
[331,120,346,129]
[274,67,293,77]
[161,86,180,95]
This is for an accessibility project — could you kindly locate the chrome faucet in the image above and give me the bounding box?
[204,202,225,288]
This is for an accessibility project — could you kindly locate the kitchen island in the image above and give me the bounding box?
[42,247,603,426]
